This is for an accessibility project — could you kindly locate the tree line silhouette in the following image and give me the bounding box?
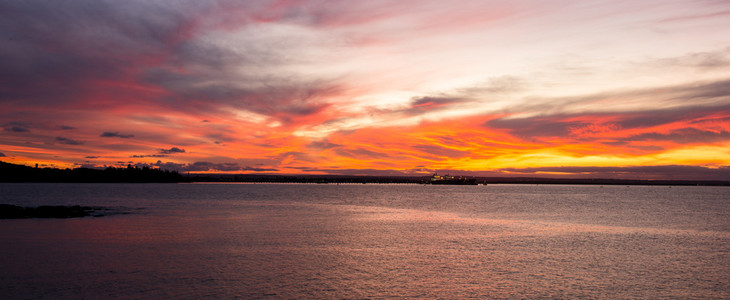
[1,161,728,185]
[0,161,183,183]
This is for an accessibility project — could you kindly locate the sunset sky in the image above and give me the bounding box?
[1,0,729,179]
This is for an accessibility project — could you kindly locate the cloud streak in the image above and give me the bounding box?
[3,122,29,133]
[140,160,278,173]
[55,137,84,145]
[495,165,730,181]
[100,132,135,139]
[159,147,186,154]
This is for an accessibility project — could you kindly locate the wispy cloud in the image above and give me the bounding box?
[3,122,29,132]
[159,147,186,154]
[55,137,84,145]
[496,165,730,181]
[140,160,278,172]
[131,154,167,158]
[100,132,135,139]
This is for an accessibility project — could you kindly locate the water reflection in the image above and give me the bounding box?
[0,184,728,298]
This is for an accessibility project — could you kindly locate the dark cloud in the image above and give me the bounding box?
[3,122,29,132]
[131,154,168,158]
[486,105,730,142]
[334,148,386,158]
[435,136,469,147]
[0,0,492,127]
[275,151,317,163]
[0,0,204,105]
[400,96,468,115]
[59,125,76,130]
[370,76,528,118]
[606,105,730,131]
[624,128,730,144]
[85,156,100,159]
[143,67,339,122]
[74,163,103,169]
[205,131,237,143]
[4,126,29,132]
[615,111,694,129]
[241,166,279,172]
[100,131,134,138]
[186,162,238,172]
[684,78,730,99]
[0,152,5,157]
[376,76,527,117]
[486,116,578,139]
[500,78,730,118]
[411,96,465,107]
[1,0,345,125]
[308,139,341,150]
[55,137,84,145]
[159,147,186,154]
[150,160,186,171]
[130,7,345,123]
[412,144,471,158]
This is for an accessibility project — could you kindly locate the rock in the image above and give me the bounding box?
[0,204,26,219]
[0,204,96,219]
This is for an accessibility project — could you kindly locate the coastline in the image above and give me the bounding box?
[2,161,728,186]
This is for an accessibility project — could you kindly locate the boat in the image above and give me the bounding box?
[427,173,478,185]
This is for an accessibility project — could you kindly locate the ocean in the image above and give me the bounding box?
[1,183,728,298]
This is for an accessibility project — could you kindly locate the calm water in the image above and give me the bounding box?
[0,183,728,299]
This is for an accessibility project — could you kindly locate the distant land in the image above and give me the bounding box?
[0,204,113,219]
[0,161,182,183]
[1,161,728,186]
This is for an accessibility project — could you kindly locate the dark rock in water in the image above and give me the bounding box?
[0,204,25,218]
[0,204,99,219]
[33,205,93,218]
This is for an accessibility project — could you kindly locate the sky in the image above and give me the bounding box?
[1,0,730,180]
